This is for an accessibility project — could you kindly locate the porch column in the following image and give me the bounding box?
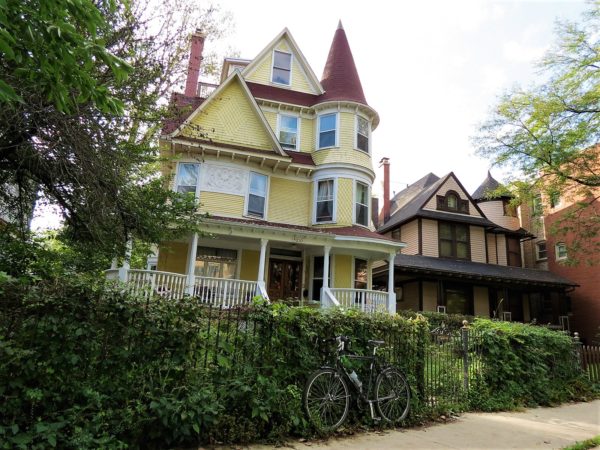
[118,238,132,282]
[387,252,396,314]
[367,259,373,290]
[186,232,198,295]
[257,238,268,282]
[323,245,331,288]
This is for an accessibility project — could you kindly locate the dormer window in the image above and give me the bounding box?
[272,50,292,85]
[437,191,469,214]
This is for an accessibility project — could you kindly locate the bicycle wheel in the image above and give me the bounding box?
[303,368,350,432]
[375,367,410,423]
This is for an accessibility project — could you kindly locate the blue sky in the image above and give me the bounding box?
[214,0,588,196]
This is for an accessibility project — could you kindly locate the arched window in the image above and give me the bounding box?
[436,191,469,214]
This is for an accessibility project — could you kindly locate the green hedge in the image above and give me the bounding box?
[0,277,594,449]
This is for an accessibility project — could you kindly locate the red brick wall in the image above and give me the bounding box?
[546,199,600,344]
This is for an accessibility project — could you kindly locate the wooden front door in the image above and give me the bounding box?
[268,259,302,300]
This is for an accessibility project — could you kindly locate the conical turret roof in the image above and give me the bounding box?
[319,21,367,105]
[472,171,511,201]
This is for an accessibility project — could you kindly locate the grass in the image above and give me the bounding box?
[561,435,600,450]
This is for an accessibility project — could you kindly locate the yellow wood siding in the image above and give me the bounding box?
[470,226,486,263]
[421,219,439,257]
[245,38,318,94]
[268,177,310,225]
[183,80,274,151]
[496,234,507,265]
[239,249,259,281]
[336,178,353,226]
[312,112,373,171]
[333,254,352,288]
[400,220,419,255]
[486,233,498,264]
[423,177,481,217]
[157,241,188,274]
[400,281,419,311]
[263,110,277,132]
[423,281,438,311]
[199,191,245,217]
[300,117,314,153]
[473,286,489,317]
[478,200,520,230]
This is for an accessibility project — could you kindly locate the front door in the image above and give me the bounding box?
[268,259,302,300]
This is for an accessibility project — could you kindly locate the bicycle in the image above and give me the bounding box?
[303,335,410,432]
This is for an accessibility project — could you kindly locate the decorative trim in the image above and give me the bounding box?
[200,164,248,196]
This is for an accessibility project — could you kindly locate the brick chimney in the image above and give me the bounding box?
[380,157,390,223]
[184,29,206,97]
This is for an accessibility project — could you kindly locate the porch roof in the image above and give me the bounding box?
[376,254,577,288]
[206,216,402,248]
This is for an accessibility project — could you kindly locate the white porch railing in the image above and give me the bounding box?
[321,287,341,308]
[127,270,188,300]
[330,288,389,314]
[192,276,260,307]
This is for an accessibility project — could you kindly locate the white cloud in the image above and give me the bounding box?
[503,40,548,63]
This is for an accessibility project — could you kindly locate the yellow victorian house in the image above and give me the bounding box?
[116,23,403,312]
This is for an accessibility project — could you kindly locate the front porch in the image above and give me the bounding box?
[107,267,393,312]
[108,217,404,313]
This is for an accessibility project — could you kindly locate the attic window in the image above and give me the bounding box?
[437,191,469,214]
[272,50,292,85]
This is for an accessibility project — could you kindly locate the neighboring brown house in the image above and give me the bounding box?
[374,165,576,326]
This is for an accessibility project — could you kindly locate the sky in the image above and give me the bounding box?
[212,0,588,197]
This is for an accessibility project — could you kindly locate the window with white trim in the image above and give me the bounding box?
[175,163,200,195]
[355,181,369,226]
[318,113,337,149]
[536,241,547,260]
[195,247,238,279]
[315,179,335,222]
[555,242,567,261]
[278,114,298,150]
[247,172,268,218]
[356,116,369,153]
[272,50,291,85]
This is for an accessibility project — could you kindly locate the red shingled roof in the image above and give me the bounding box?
[319,21,367,105]
[247,82,318,107]
[208,216,397,244]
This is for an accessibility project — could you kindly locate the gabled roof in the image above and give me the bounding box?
[242,28,324,95]
[378,172,494,233]
[472,171,512,201]
[390,172,440,216]
[386,254,577,288]
[319,21,367,105]
[165,71,287,156]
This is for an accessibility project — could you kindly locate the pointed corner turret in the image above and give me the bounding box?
[472,170,511,201]
[319,22,367,105]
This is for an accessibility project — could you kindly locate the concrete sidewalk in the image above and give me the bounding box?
[247,400,600,450]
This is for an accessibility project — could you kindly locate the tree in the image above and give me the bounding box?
[475,3,600,263]
[0,0,232,260]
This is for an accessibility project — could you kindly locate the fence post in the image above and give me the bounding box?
[572,332,583,371]
[461,320,469,392]
[415,325,426,403]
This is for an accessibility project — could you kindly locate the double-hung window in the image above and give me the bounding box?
[272,50,291,85]
[278,115,298,150]
[318,113,337,149]
[316,179,334,222]
[439,222,470,259]
[536,241,547,260]
[356,116,369,152]
[555,242,567,260]
[247,172,268,218]
[355,182,369,226]
[175,163,200,195]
